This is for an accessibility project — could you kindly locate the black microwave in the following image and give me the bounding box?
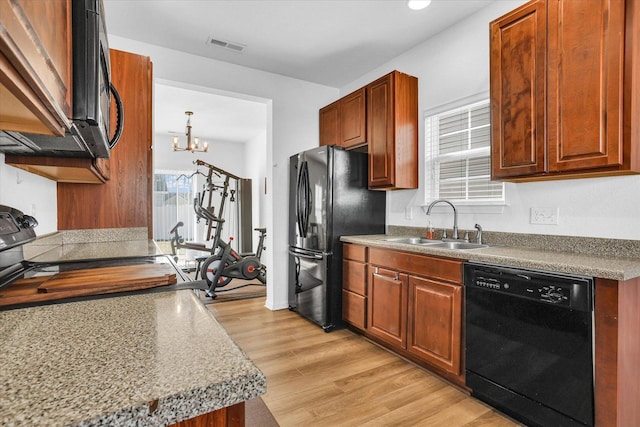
[0,0,123,159]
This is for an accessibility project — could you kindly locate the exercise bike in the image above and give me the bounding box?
[169,159,267,298]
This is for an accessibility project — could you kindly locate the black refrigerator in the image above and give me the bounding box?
[288,146,386,331]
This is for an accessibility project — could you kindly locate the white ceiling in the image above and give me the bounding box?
[104,0,496,144]
[154,84,267,145]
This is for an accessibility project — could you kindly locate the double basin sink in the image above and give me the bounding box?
[384,237,489,250]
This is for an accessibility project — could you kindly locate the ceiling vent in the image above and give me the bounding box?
[206,36,246,53]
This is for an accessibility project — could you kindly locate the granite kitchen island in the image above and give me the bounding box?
[0,289,266,426]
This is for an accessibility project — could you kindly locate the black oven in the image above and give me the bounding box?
[464,262,594,427]
[0,0,123,158]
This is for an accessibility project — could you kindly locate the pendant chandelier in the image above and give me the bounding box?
[172,111,208,153]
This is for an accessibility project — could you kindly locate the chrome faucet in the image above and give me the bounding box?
[426,199,459,240]
[474,223,483,245]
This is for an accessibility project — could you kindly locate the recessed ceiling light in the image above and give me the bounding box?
[407,0,431,10]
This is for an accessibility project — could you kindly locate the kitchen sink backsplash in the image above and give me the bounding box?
[387,225,640,259]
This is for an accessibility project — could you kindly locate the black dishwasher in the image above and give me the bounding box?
[464,262,594,427]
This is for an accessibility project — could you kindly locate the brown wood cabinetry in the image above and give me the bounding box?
[339,88,366,149]
[0,0,72,136]
[594,277,640,427]
[169,402,244,427]
[318,71,418,190]
[491,0,640,181]
[367,71,418,190]
[342,243,368,329]
[367,265,408,348]
[3,155,109,183]
[56,49,153,236]
[408,275,462,375]
[362,246,464,384]
[319,88,366,149]
[0,0,111,183]
[319,101,340,147]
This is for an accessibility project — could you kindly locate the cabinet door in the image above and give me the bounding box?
[367,71,418,190]
[340,88,366,149]
[367,73,395,187]
[367,265,408,349]
[490,0,546,179]
[547,0,626,172]
[407,276,462,375]
[319,101,339,146]
[0,0,72,136]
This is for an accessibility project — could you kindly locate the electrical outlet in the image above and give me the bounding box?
[405,206,413,220]
[530,207,559,225]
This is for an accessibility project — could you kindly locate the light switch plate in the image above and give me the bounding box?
[405,206,413,220]
[530,207,559,225]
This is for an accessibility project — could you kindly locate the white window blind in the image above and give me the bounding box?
[426,99,504,203]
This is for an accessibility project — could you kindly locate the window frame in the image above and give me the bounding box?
[424,93,505,207]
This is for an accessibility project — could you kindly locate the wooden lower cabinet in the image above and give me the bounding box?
[169,402,244,427]
[594,277,640,427]
[360,246,464,385]
[367,266,408,348]
[407,276,462,375]
[342,244,368,329]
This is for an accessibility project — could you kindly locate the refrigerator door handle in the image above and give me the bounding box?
[298,161,311,238]
[288,247,325,260]
[296,161,306,238]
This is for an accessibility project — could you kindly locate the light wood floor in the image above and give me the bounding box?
[210,298,521,427]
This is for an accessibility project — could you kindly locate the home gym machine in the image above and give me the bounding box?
[170,159,266,298]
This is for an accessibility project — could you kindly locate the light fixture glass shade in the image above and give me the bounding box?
[408,0,431,10]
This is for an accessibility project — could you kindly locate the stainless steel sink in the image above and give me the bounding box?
[383,237,490,250]
[429,241,489,250]
[383,237,442,245]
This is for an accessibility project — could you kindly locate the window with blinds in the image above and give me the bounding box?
[426,99,504,203]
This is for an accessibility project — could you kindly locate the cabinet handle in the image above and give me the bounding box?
[373,267,399,281]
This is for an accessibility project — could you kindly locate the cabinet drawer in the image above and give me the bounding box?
[342,290,366,330]
[343,259,367,295]
[369,247,462,283]
[343,243,366,262]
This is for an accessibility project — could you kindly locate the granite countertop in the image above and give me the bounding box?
[0,290,266,426]
[341,234,640,281]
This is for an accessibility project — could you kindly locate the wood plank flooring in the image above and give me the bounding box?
[210,298,521,427]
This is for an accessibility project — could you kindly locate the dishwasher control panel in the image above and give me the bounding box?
[464,262,593,312]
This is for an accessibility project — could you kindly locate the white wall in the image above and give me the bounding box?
[0,153,58,235]
[245,130,268,250]
[340,0,640,240]
[110,36,338,310]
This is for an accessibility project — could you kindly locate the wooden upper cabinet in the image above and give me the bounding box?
[0,0,72,136]
[491,0,640,181]
[319,101,340,147]
[367,71,418,190]
[319,88,366,149]
[339,88,366,149]
[57,49,153,236]
[547,0,626,172]
[490,0,546,179]
[318,70,418,190]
